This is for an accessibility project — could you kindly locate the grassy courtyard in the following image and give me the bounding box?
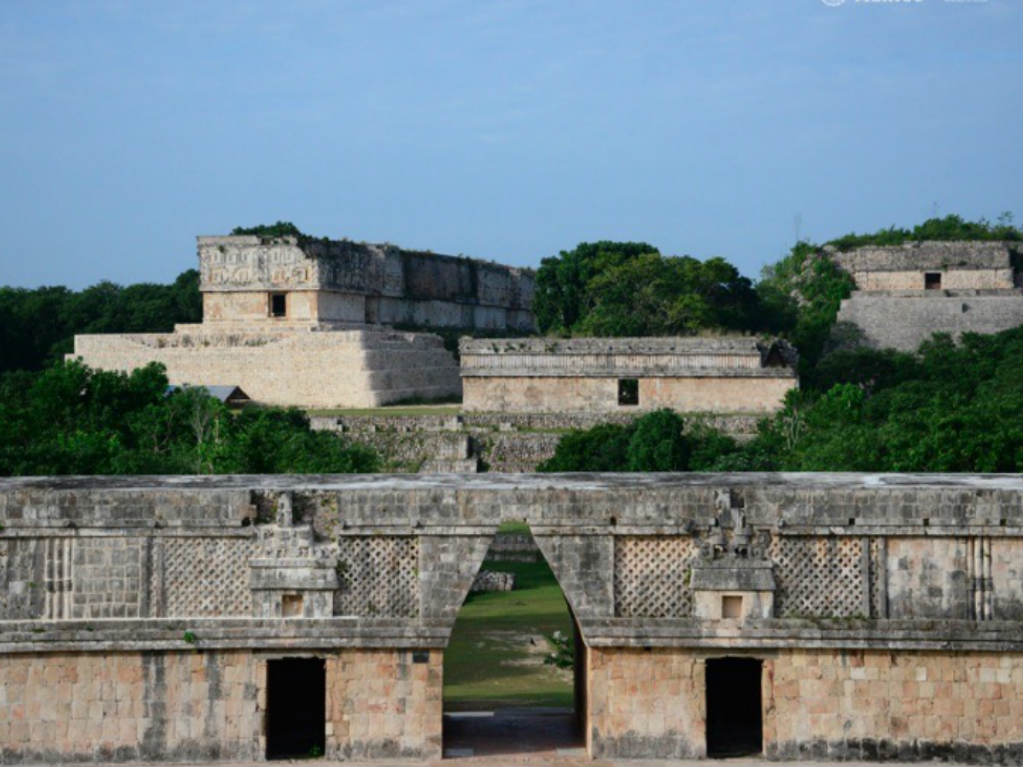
[443,556,575,711]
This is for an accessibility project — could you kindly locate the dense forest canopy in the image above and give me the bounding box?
[533,241,791,337]
[0,361,378,476]
[0,270,201,375]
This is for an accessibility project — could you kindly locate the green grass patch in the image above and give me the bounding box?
[443,559,574,711]
[496,520,531,534]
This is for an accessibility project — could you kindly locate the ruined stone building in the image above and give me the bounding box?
[1,473,1019,763]
[832,240,1022,351]
[72,234,535,408]
[459,336,798,414]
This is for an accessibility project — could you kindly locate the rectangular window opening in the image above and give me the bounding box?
[706,657,762,758]
[924,272,942,290]
[282,594,303,617]
[617,378,639,406]
[270,292,287,317]
[266,658,325,759]
[722,595,743,619]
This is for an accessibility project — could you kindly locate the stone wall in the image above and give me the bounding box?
[0,649,441,763]
[71,328,460,408]
[324,649,441,760]
[309,412,763,473]
[198,235,535,332]
[587,647,705,758]
[767,649,1022,762]
[459,335,796,374]
[0,651,262,763]
[828,241,1021,291]
[202,291,366,325]
[462,375,794,414]
[587,647,1022,763]
[0,474,1020,763]
[459,336,797,414]
[827,241,1022,352]
[484,532,540,562]
[834,293,1023,351]
[853,270,1015,292]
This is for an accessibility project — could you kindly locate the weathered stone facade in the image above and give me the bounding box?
[459,336,798,414]
[831,240,1022,351]
[71,232,539,408]
[829,241,1020,292]
[0,473,1020,763]
[0,649,441,762]
[73,328,459,409]
[587,648,1022,762]
[834,293,1023,352]
[197,235,535,332]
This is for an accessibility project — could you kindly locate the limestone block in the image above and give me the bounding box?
[71,328,461,408]
[469,570,516,592]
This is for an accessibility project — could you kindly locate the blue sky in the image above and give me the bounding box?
[1,0,1020,289]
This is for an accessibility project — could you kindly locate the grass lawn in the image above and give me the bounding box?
[496,520,531,534]
[443,558,575,711]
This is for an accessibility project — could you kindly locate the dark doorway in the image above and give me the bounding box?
[924,272,942,290]
[617,378,639,406]
[706,657,762,758]
[270,292,287,317]
[266,658,325,759]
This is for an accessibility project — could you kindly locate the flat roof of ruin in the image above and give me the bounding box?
[196,234,534,273]
[460,336,774,354]
[1,472,1019,492]
[827,240,1021,272]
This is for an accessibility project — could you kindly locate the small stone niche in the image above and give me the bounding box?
[691,561,775,622]
[282,593,304,617]
[722,595,743,619]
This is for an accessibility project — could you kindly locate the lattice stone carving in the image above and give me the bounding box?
[614,536,697,617]
[769,536,866,617]
[334,536,419,618]
[162,538,257,617]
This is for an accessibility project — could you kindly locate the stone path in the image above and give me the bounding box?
[17,708,990,767]
[442,707,584,763]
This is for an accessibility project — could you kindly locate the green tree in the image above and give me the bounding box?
[534,242,766,337]
[537,423,634,472]
[0,270,202,374]
[756,242,855,373]
[532,241,659,334]
[0,360,379,476]
[625,409,689,471]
